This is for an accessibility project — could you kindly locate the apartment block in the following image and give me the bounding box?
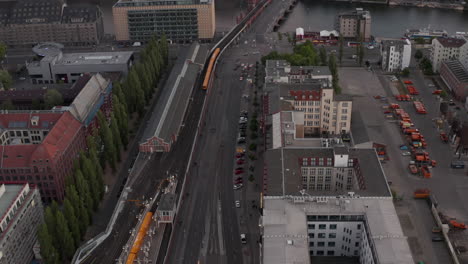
[262,146,414,264]
[0,0,104,46]
[336,8,371,41]
[380,39,411,72]
[0,184,43,264]
[430,37,467,72]
[112,0,215,43]
[263,60,352,136]
[440,60,468,100]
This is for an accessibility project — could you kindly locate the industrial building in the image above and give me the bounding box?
[380,39,411,72]
[439,60,468,100]
[0,0,104,46]
[0,74,113,202]
[0,184,43,264]
[263,60,352,136]
[139,43,208,152]
[26,51,134,84]
[336,8,371,42]
[261,146,414,264]
[112,0,215,43]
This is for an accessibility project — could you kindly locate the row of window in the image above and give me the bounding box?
[307,215,364,221]
[308,224,337,230]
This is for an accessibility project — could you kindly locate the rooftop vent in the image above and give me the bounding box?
[287,240,294,245]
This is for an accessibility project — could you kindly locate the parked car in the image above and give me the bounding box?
[236,153,245,158]
[233,184,243,190]
[241,234,247,244]
[451,160,465,169]
[237,159,245,165]
[449,100,456,106]
[432,236,444,242]
[235,170,244,175]
[234,179,243,184]
[402,151,411,156]
[235,201,241,208]
[237,139,246,144]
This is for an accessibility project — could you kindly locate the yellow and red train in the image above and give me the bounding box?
[202,48,221,90]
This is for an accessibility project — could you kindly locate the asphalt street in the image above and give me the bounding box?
[165,0,293,263]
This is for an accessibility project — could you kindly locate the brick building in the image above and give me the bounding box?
[336,8,371,42]
[0,73,113,202]
[0,111,85,202]
[0,184,43,264]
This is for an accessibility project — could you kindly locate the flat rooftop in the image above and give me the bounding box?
[442,60,468,82]
[263,197,414,264]
[264,147,391,197]
[56,51,133,66]
[0,184,25,221]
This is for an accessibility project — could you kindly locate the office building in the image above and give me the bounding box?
[380,39,411,72]
[439,60,468,100]
[336,8,371,42]
[0,184,43,264]
[430,37,467,72]
[0,0,104,46]
[263,60,352,136]
[261,146,414,264]
[112,0,215,43]
[26,51,134,84]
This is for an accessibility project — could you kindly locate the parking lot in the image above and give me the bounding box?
[339,67,455,263]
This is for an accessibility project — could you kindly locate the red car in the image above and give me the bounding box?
[235,177,243,181]
[235,170,244,175]
[234,179,243,184]
[236,153,244,158]
[236,159,245,165]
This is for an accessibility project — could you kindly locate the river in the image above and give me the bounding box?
[279,0,468,38]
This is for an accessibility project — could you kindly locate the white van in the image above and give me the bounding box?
[241,234,247,244]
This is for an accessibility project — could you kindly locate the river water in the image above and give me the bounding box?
[280,1,468,38]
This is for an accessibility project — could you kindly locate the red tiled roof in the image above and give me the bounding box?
[0,111,83,168]
[40,112,82,160]
[437,37,466,48]
[0,112,62,130]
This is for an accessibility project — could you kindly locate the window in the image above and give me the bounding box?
[317,215,328,221]
[355,242,359,247]
[317,242,325,247]
[317,250,324,256]
[318,233,326,238]
[329,233,336,238]
[357,224,361,230]
[309,242,314,247]
[327,250,335,256]
[328,242,335,247]
[310,250,314,255]
[308,224,315,229]
[308,233,315,238]
[330,224,337,229]
[319,224,326,230]
[354,250,358,255]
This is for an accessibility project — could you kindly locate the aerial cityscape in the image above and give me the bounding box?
[0,0,468,263]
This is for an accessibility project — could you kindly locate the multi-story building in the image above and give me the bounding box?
[112,0,215,43]
[0,0,104,46]
[336,8,371,42]
[0,111,85,202]
[262,146,414,264]
[430,37,467,72]
[0,184,43,264]
[380,39,411,72]
[264,60,352,136]
[0,73,112,202]
[440,60,468,100]
[26,51,134,85]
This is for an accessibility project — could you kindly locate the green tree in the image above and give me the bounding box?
[121,79,135,114]
[0,99,14,110]
[37,223,61,264]
[135,62,151,100]
[415,37,425,45]
[63,198,81,247]
[128,70,144,113]
[338,34,344,64]
[75,169,94,218]
[32,98,42,109]
[0,42,6,61]
[113,82,127,111]
[44,89,63,109]
[65,185,89,237]
[414,49,423,60]
[110,112,122,159]
[81,154,101,209]
[113,95,129,148]
[0,70,12,90]
[401,67,410,77]
[55,210,75,260]
[319,46,327,66]
[44,206,59,250]
[98,111,117,170]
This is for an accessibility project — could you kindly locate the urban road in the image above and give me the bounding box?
[166,0,293,263]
